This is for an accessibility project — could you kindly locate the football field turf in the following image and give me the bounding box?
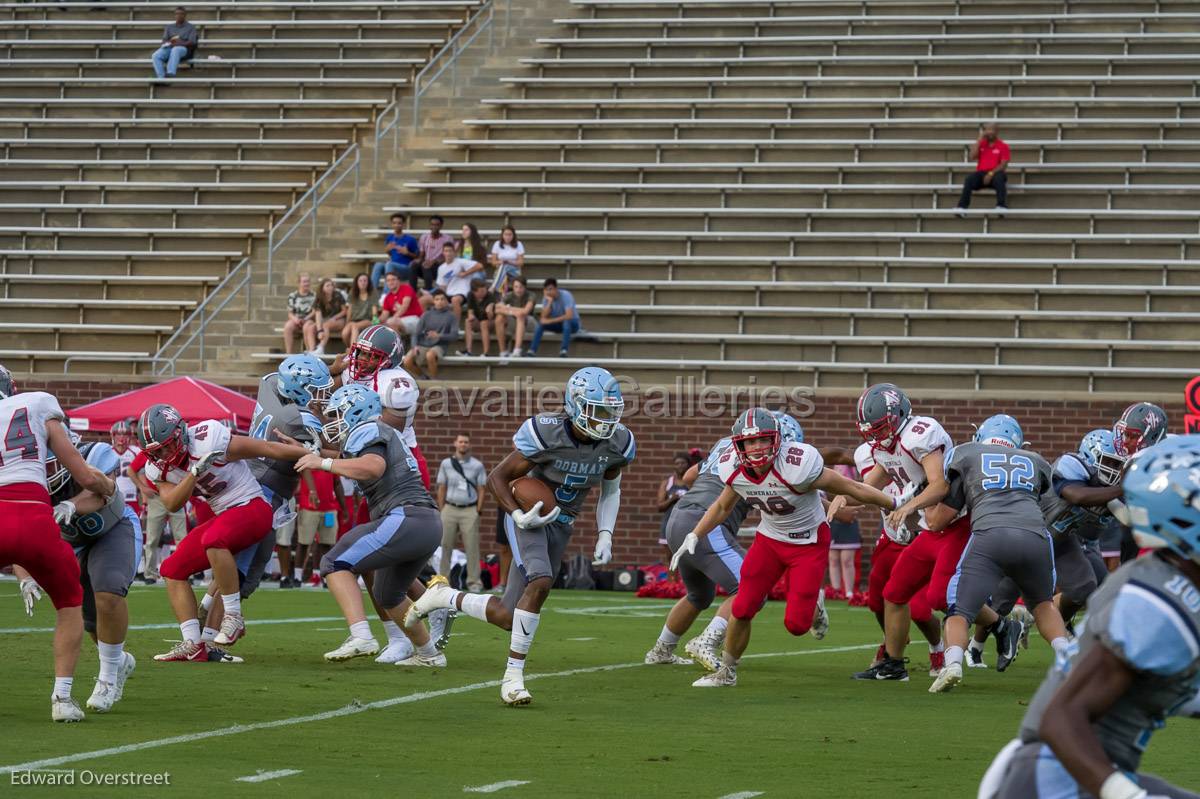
[1,583,1197,798]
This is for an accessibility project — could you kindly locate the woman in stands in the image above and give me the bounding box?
[488,224,524,294]
[308,277,349,356]
[343,273,379,348]
[458,222,487,267]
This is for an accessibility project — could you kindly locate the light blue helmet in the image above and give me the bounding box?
[322,385,382,444]
[1121,435,1200,563]
[564,366,624,440]
[277,354,335,409]
[1078,428,1123,486]
[974,414,1023,450]
[772,411,804,444]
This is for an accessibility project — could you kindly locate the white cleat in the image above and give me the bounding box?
[684,635,722,672]
[213,613,245,646]
[929,662,964,694]
[500,669,532,706]
[86,681,119,713]
[324,635,380,662]
[52,696,85,723]
[395,651,448,668]
[114,651,136,702]
[428,607,457,650]
[403,582,457,628]
[967,648,988,669]
[643,642,694,665]
[692,665,737,687]
[1011,606,1034,649]
[375,638,415,664]
[811,588,830,640]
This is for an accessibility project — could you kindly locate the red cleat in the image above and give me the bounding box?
[928,650,945,677]
[154,640,208,662]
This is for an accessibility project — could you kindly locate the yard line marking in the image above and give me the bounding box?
[464,780,531,793]
[718,792,764,799]
[0,643,875,776]
[0,616,345,635]
[566,637,597,641]
[235,769,302,784]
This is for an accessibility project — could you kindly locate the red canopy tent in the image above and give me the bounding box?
[68,377,256,434]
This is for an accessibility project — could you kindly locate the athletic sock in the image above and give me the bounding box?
[968,638,985,654]
[349,620,373,641]
[1050,636,1070,658]
[180,618,201,644]
[417,640,439,658]
[461,593,491,622]
[382,620,405,644]
[506,656,526,672]
[508,609,540,667]
[657,625,681,648]
[201,627,218,643]
[704,615,729,641]
[721,651,739,670]
[929,640,945,654]
[220,592,241,617]
[199,593,214,612]
[52,677,73,700]
[945,645,964,667]
[97,641,125,683]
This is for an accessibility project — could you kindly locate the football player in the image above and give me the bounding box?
[679,408,898,688]
[0,364,117,721]
[981,435,1200,799]
[295,385,444,667]
[109,420,142,517]
[139,404,310,662]
[1111,401,1170,463]
[925,414,1071,693]
[405,366,635,705]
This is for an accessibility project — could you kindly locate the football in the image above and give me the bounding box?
[510,475,558,513]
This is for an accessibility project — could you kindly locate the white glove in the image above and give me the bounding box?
[1107,498,1131,527]
[1099,772,1151,799]
[190,450,224,478]
[19,578,42,617]
[52,500,77,526]
[509,500,560,530]
[669,532,699,571]
[592,530,613,566]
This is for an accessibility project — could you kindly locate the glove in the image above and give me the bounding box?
[510,501,560,530]
[669,532,698,571]
[592,530,613,566]
[52,500,77,526]
[190,450,224,478]
[1098,772,1152,799]
[19,578,42,617]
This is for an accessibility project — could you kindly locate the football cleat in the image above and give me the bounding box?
[113,651,136,702]
[86,681,119,713]
[501,669,532,706]
[811,589,829,640]
[206,646,244,664]
[684,636,722,672]
[929,662,963,694]
[852,657,910,682]
[643,642,694,665]
[1010,605,1034,649]
[51,696,85,723]
[154,640,208,662]
[928,650,945,678]
[375,638,415,664]
[995,618,1026,673]
[324,635,379,662]
[428,606,457,651]
[395,651,448,668]
[403,580,457,628]
[692,665,737,688]
[967,647,988,669]
[213,613,245,646]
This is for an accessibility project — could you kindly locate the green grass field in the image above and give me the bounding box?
[1,582,1197,798]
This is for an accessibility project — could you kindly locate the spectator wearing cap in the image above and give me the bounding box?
[402,289,458,378]
[526,277,580,358]
[128,449,186,584]
[460,279,497,357]
[436,434,487,592]
[371,213,419,292]
[151,6,199,80]
[955,122,1011,216]
[495,275,534,359]
[414,215,453,292]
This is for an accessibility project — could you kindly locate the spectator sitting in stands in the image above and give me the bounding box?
[495,275,534,360]
[370,213,419,292]
[151,6,199,81]
[414,214,452,292]
[460,279,497,357]
[458,222,487,265]
[403,289,458,378]
[343,272,378,346]
[378,271,422,349]
[308,277,348,356]
[488,224,524,294]
[283,272,317,355]
[436,241,483,323]
[955,122,1010,217]
[526,277,579,358]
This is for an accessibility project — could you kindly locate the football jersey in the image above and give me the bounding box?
[112,444,141,504]
[943,442,1053,534]
[0,391,65,490]
[343,367,419,450]
[869,415,955,530]
[247,374,322,500]
[1039,452,1114,542]
[677,436,751,534]
[54,442,127,544]
[512,413,637,520]
[342,421,435,517]
[144,420,263,515]
[717,441,825,544]
[855,442,906,544]
[1018,554,1200,772]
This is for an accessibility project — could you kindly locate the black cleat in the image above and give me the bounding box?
[206,645,244,663]
[852,656,910,682]
[995,619,1026,673]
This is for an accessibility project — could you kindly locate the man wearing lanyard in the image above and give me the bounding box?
[436,434,487,592]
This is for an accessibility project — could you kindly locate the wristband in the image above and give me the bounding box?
[892,495,903,511]
[1099,771,1146,799]
[320,458,334,473]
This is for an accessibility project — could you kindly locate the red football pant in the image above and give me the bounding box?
[161,498,273,580]
[732,524,831,636]
[867,533,933,624]
[411,444,430,491]
[0,499,83,609]
[881,516,971,613]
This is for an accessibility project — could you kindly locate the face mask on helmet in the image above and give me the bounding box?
[348,340,390,382]
[571,396,624,440]
[858,415,901,449]
[308,378,335,411]
[145,428,187,469]
[1095,451,1126,486]
[322,400,352,445]
[733,431,779,469]
[1113,403,1168,457]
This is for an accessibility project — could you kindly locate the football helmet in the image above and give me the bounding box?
[277,354,335,409]
[730,408,780,469]
[0,363,13,399]
[45,429,83,493]
[974,414,1023,450]
[1121,435,1200,563]
[856,383,912,450]
[773,411,804,444]
[137,403,189,469]
[110,419,132,448]
[1078,428,1124,486]
[347,324,400,383]
[564,366,624,441]
[1113,402,1169,457]
[323,385,382,445]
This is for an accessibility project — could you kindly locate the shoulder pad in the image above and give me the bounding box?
[613,425,636,463]
[514,416,557,457]
[83,442,121,476]
[1054,453,1092,483]
[1103,581,1200,676]
[345,422,387,456]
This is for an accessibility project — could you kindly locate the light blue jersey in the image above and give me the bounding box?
[512,413,635,520]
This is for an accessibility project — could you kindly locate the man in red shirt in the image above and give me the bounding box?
[295,469,345,584]
[128,449,186,585]
[955,122,1010,216]
[377,271,422,350]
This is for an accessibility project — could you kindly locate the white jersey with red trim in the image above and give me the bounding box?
[855,441,908,544]
[868,415,955,530]
[0,391,65,490]
[113,444,141,504]
[342,367,419,450]
[144,420,263,515]
[717,441,825,544]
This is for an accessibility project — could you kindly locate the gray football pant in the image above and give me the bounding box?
[948,527,1055,625]
[997,742,1199,799]
[666,504,745,610]
[76,514,142,634]
[993,534,1097,618]
[321,505,441,610]
[500,516,573,611]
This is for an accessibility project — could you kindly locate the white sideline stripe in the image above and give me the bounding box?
[235,769,302,784]
[718,793,764,799]
[0,643,874,776]
[567,637,597,641]
[0,616,345,635]
[464,780,531,793]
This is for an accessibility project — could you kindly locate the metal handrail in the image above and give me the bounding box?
[150,255,251,375]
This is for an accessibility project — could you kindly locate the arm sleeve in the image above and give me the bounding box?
[595,475,621,534]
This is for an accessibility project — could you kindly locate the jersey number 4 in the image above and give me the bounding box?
[980,452,1035,491]
[0,407,39,466]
